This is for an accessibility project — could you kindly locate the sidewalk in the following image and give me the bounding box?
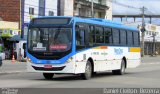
[0,60,27,74]
[141,55,160,63]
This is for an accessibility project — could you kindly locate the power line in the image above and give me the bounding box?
[109,0,141,10]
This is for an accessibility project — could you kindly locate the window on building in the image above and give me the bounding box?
[39,0,45,16]
[104,27,112,44]
[49,11,54,16]
[98,0,102,4]
[29,7,34,15]
[112,29,120,45]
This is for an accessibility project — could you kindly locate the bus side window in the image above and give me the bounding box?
[104,27,112,44]
[127,31,133,46]
[112,29,120,45]
[120,29,127,45]
[89,25,95,46]
[133,32,139,46]
[76,25,86,50]
[76,30,85,45]
[95,26,104,44]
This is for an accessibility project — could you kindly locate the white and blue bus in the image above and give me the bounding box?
[27,16,141,80]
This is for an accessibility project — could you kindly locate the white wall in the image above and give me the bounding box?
[106,0,112,20]
[23,0,58,36]
[64,0,73,16]
[24,0,57,23]
[45,0,57,16]
[24,0,39,23]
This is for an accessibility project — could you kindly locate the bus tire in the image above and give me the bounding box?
[81,61,92,80]
[43,73,54,79]
[112,59,126,75]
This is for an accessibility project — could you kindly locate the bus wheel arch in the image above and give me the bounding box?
[112,57,126,75]
[88,57,94,74]
[81,57,94,80]
[122,56,127,68]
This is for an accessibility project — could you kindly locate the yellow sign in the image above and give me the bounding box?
[151,25,156,31]
[145,24,157,32]
[0,21,19,29]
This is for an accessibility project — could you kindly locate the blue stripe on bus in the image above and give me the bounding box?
[27,52,75,64]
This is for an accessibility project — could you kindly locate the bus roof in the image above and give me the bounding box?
[32,16,139,31]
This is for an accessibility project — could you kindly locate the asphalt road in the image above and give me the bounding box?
[0,56,160,89]
[0,56,160,94]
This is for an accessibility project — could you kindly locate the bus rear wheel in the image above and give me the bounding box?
[81,61,92,80]
[43,73,54,79]
[112,59,126,75]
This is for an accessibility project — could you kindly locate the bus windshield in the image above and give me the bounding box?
[28,28,72,52]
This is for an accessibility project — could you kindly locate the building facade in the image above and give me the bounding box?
[59,0,112,20]
[23,0,58,36]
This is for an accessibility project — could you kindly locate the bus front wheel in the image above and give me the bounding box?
[43,73,54,79]
[81,61,92,80]
[112,59,126,75]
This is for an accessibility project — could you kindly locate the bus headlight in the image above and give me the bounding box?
[66,57,73,63]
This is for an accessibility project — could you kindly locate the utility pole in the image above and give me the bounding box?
[141,6,147,57]
[57,0,61,16]
[91,0,94,18]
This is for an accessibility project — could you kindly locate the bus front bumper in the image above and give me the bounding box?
[27,61,76,74]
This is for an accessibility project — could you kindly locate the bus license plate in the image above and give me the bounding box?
[44,65,53,69]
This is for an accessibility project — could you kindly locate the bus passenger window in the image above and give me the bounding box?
[120,30,127,45]
[127,31,133,46]
[76,30,85,46]
[112,29,120,45]
[104,28,112,44]
[95,26,104,43]
[89,25,95,45]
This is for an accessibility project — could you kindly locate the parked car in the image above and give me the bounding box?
[0,56,2,67]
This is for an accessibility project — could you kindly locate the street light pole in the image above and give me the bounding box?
[141,6,147,57]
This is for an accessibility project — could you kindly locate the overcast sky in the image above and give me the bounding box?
[112,0,160,15]
[112,0,160,25]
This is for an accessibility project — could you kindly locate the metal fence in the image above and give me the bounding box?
[144,42,160,55]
